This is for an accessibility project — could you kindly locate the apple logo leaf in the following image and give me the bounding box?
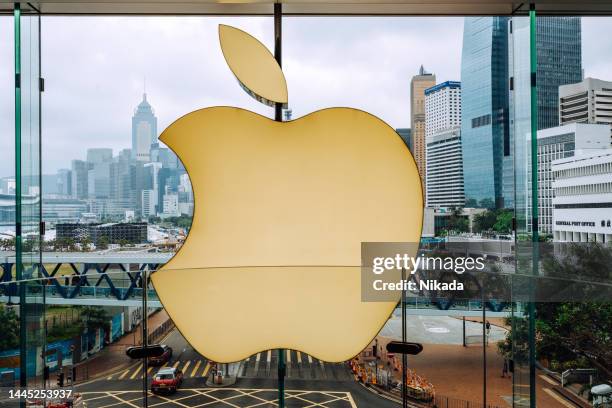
[219,24,288,108]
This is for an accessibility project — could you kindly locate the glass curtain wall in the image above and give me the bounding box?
[3,9,574,408]
[14,4,45,388]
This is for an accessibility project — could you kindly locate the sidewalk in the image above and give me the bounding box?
[73,310,172,383]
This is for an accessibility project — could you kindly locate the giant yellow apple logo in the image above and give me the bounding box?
[151,25,423,363]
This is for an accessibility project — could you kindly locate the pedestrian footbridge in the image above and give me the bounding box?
[0,251,512,316]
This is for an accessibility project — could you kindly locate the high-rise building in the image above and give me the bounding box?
[162,193,180,217]
[507,17,582,212]
[86,148,113,164]
[534,17,582,130]
[425,128,465,208]
[424,81,464,208]
[529,123,610,235]
[425,81,462,138]
[395,128,412,153]
[56,169,72,197]
[560,77,612,138]
[132,93,158,162]
[411,66,436,187]
[88,162,112,199]
[461,17,509,209]
[552,149,612,243]
[71,160,90,199]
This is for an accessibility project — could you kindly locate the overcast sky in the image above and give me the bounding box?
[1,16,611,177]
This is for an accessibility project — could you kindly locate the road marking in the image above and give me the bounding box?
[147,367,153,374]
[172,360,180,368]
[129,364,143,380]
[539,374,558,385]
[181,360,191,373]
[543,388,576,408]
[117,368,130,380]
[190,360,202,377]
[286,350,291,363]
[202,362,211,377]
[267,350,271,363]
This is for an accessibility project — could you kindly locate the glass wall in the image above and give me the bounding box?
[1,8,610,408]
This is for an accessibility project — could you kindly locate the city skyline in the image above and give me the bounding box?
[1,17,611,177]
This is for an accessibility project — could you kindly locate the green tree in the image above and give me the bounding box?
[473,210,497,232]
[447,207,469,233]
[493,209,513,233]
[0,305,19,351]
[97,236,109,250]
[499,243,612,377]
[80,306,110,331]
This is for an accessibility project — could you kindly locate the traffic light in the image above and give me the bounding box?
[57,372,64,387]
[125,344,165,359]
[386,341,424,355]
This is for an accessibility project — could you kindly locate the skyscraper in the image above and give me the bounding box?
[535,17,582,130]
[411,66,436,188]
[461,17,509,209]
[508,16,582,213]
[424,81,464,208]
[132,93,158,162]
[71,159,90,199]
[86,148,113,164]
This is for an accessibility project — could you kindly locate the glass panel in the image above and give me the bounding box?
[509,13,535,408]
[19,7,45,388]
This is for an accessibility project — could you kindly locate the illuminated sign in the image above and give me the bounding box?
[151,25,423,363]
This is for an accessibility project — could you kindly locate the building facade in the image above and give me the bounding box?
[410,66,436,187]
[560,77,612,138]
[70,159,90,200]
[461,17,509,209]
[132,93,158,162]
[552,150,612,243]
[425,81,462,138]
[425,127,465,208]
[424,81,464,208]
[56,222,148,245]
[529,123,611,235]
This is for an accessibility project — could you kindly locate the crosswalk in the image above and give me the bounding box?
[107,351,352,382]
[108,359,212,381]
[241,350,352,381]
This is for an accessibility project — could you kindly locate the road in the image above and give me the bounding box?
[75,328,400,408]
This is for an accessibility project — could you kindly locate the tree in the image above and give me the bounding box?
[0,305,19,351]
[97,236,109,250]
[479,198,495,209]
[493,209,513,233]
[80,306,110,331]
[473,210,497,232]
[447,207,469,233]
[499,243,612,378]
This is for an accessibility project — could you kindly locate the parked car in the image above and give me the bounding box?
[151,367,183,394]
[148,345,172,366]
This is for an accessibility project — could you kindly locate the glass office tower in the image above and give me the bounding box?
[461,17,509,209]
[509,16,582,229]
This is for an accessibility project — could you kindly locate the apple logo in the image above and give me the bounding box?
[151,25,423,363]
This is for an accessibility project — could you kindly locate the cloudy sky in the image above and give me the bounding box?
[1,16,611,177]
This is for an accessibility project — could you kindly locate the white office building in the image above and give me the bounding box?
[425,81,462,138]
[552,150,612,243]
[559,77,612,140]
[424,81,464,208]
[162,194,180,217]
[425,127,465,208]
[528,123,611,235]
